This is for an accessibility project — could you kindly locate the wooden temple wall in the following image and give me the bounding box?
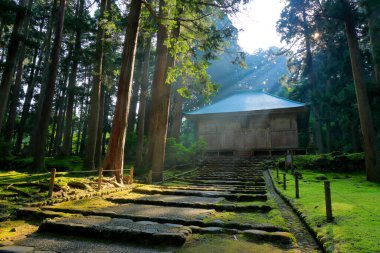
[196,113,298,150]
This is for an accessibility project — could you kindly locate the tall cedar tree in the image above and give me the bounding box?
[135,35,152,168]
[83,0,108,169]
[363,0,380,83]
[340,0,380,182]
[4,0,34,142]
[102,0,142,183]
[61,0,85,156]
[146,0,171,182]
[32,0,66,169]
[0,0,27,133]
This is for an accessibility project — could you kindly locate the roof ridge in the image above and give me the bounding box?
[262,91,305,105]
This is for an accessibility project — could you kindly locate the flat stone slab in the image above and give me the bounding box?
[98,203,215,220]
[109,194,225,205]
[16,234,172,253]
[133,188,267,201]
[107,197,272,213]
[38,216,191,246]
[0,246,35,253]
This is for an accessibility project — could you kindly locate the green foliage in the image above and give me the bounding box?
[124,132,138,161]
[0,155,84,172]
[277,153,365,173]
[165,137,207,167]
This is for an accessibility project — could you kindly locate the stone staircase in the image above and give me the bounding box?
[7,157,300,252]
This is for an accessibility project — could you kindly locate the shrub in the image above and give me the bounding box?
[165,137,208,167]
[277,152,365,173]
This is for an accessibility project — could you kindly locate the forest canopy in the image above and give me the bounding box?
[0,0,380,182]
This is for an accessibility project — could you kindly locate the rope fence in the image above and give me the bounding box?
[1,166,134,199]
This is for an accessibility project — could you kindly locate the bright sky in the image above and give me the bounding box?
[230,0,285,54]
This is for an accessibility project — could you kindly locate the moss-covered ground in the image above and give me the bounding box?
[271,168,380,252]
[178,234,297,253]
[0,220,38,246]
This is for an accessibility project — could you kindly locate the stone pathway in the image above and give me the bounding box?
[263,170,321,253]
[0,157,321,252]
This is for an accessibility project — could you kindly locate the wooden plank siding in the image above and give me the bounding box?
[196,113,299,150]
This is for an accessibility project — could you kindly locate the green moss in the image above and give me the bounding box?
[177,234,295,253]
[203,199,286,228]
[0,220,38,243]
[52,197,116,211]
[271,168,380,252]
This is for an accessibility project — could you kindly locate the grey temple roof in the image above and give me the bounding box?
[185,90,305,115]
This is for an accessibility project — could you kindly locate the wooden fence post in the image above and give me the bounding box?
[48,168,56,198]
[98,168,103,191]
[283,173,286,190]
[295,173,299,198]
[324,181,333,222]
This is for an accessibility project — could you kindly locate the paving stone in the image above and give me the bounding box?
[243,229,296,245]
[0,246,34,253]
[38,216,191,246]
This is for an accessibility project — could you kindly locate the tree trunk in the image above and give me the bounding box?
[61,0,84,156]
[14,46,40,153]
[365,0,380,83]
[95,85,105,168]
[169,81,184,141]
[147,5,180,182]
[344,8,380,182]
[3,0,34,142]
[350,120,360,152]
[31,0,66,170]
[127,59,143,134]
[79,68,91,156]
[29,0,58,154]
[135,35,152,168]
[102,0,142,183]
[0,0,27,133]
[83,0,108,170]
[302,7,324,154]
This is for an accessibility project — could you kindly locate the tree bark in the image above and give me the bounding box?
[0,0,27,133]
[83,0,108,170]
[95,85,105,168]
[364,0,380,83]
[147,4,180,182]
[31,0,66,170]
[14,46,40,153]
[127,58,143,134]
[169,81,184,141]
[102,0,142,183]
[344,4,380,182]
[3,0,34,142]
[29,0,58,154]
[135,35,152,168]
[302,7,324,154]
[61,0,84,156]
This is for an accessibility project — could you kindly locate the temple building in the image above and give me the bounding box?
[184,90,307,156]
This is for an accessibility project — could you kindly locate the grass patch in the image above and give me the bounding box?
[52,197,116,211]
[271,168,380,252]
[178,234,295,253]
[0,220,38,245]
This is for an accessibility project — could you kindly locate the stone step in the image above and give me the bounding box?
[184,177,265,182]
[132,188,268,201]
[38,216,191,246]
[169,181,268,189]
[18,206,286,233]
[175,179,266,186]
[106,196,272,212]
[158,185,267,194]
